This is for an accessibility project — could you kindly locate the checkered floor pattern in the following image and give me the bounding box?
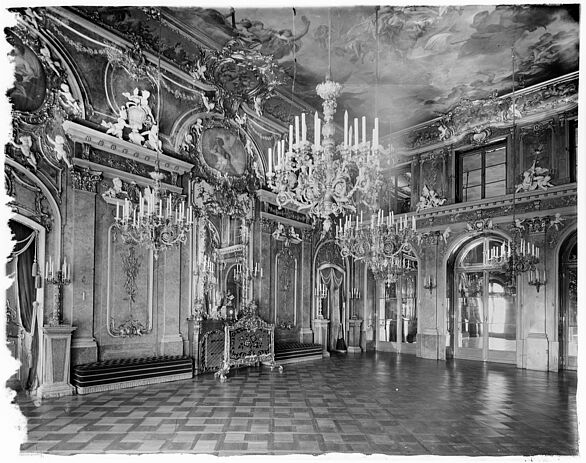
[13,352,578,456]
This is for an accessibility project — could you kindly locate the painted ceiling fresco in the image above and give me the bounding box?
[170,4,579,133]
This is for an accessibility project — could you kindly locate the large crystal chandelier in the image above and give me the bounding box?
[337,210,417,281]
[115,164,193,260]
[266,80,384,233]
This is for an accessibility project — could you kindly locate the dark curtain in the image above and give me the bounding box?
[10,221,36,332]
[320,267,344,350]
[9,220,39,390]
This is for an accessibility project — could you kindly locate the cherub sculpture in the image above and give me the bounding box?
[47,134,72,169]
[202,94,215,112]
[102,177,127,199]
[59,83,82,116]
[10,135,36,169]
[192,118,203,137]
[142,123,162,152]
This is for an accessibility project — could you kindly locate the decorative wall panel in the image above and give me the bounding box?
[274,247,298,327]
[106,225,153,337]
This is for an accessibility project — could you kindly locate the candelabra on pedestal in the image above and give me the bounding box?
[349,287,360,319]
[233,260,264,306]
[316,284,328,319]
[45,257,71,326]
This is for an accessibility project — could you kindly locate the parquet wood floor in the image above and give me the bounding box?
[14,352,578,456]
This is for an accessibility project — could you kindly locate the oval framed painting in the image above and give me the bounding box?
[7,33,47,112]
[200,124,247,177]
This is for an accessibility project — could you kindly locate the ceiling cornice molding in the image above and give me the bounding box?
[389,71,578,155]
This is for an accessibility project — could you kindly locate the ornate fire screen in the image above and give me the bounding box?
[215,302,282,382]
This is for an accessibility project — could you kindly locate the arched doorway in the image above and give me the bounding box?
[318,264,346,351]
[558,232,577,370]
[377,252,418,354]
[452,235,517,364]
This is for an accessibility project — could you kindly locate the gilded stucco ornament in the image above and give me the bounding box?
[7,17,83,178]
[404,76,577,151]
[71,166,103,193]
[109,246,151,338]
[101,88,162,150]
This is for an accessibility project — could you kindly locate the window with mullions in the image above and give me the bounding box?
[569,119,577,183]
[458,143,506,202]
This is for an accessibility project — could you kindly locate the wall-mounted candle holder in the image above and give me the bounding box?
[528,269,547,293]
[423,275,436,294]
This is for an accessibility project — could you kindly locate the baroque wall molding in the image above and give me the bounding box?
[414,184,576,231]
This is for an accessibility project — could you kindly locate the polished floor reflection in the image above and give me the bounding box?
[14,352,578,456]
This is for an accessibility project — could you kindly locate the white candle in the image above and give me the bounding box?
[314,111,319,146]
[344,111,348,146]
[289,125,293,152]
[374,117,379,147]
[45,261,48,278]
[316,118,321,147]
[295,116,300,146]
[362,116,366,144]
[301,113,306,142]
[268,148,273,173]
[354,118,359,146]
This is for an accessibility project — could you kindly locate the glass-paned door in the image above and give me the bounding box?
[559,236,577,370]
[377,259,418,353]
[454,237,517,364]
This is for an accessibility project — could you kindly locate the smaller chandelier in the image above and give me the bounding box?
[266,80,385,233]
[115,166,193,259]
[487,236,539,292]
[337,209,417,281]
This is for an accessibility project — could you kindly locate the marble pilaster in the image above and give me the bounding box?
[158,246,184,355]
[69,169,101,365]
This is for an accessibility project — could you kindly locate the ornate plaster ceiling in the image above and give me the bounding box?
[171,4,579,133]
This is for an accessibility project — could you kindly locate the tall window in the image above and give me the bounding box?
[458,143,506,202]
[569,119,577,183]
